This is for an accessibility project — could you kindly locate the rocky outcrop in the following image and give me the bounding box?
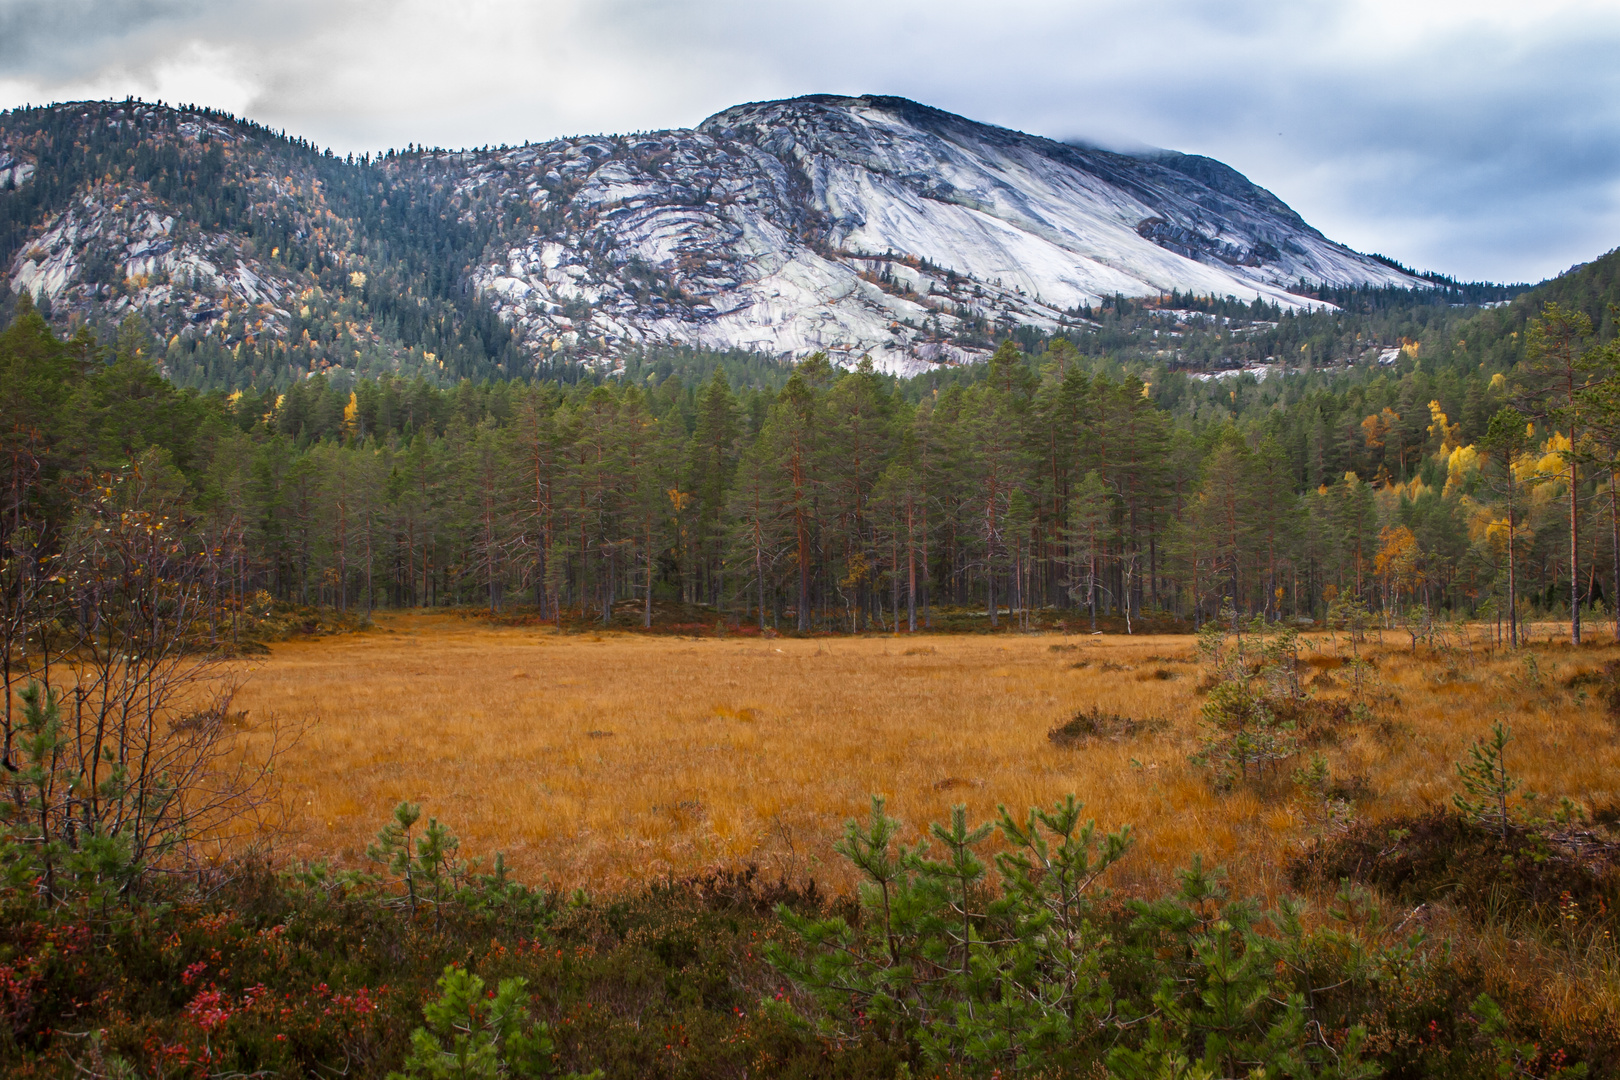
[2,95,1425,379]
[461,95,1422,373]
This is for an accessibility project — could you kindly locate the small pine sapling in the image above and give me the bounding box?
[1191,609,1303,788]
[368,802,425,911]
[1,682,145,905]
[1453,720,1520,840]
[389,964,602,1080]
[368,802,469,922]
[10,682,68,899]
[772,795,1131,1075]
[917,806,992,980]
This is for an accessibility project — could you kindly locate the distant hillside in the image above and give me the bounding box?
[0,96,1443,390]
[1515,246,1620,336]
[1399,247,1620,375]
[0,100,534,390]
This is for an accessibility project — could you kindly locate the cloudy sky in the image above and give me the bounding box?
[2,0,1616,283]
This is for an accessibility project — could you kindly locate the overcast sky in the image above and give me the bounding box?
[2,0,1616,284]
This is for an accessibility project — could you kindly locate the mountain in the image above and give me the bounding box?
[0,95,1426,385]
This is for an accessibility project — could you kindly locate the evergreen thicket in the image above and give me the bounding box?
[4,271,1619,641]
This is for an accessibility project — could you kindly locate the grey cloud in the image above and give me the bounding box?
[0,0,268,75]
[0,0,1616,282]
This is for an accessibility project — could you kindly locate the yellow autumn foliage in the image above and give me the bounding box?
[1442,443,1478,498]
[1513,431,1572,486]
[1427,400,1461,455]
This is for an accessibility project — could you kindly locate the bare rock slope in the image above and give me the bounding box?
[466,95,1421,372]
[3,95,1422,379]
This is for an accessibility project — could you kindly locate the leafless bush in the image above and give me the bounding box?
[3,454,297,899]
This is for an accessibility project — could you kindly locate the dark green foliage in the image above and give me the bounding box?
[4,277,1620,646]
[1453,720,1521,839]
[391,965,602,1080]
[768,795,1134,1075]
[6,290,1620,634]
[769,799,1614,1079]
[1189,610,1310,786]
[0,795,1613,1077]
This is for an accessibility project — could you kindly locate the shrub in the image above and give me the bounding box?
[768,795,1131,1075]
[1188,607,1345,787]
[769,797,1403,1078]
[1453,720,1520,840]
[1047,705,1168,746]
[390,964,601,1080]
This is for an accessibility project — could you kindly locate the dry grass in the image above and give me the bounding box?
[234,613,1620,899]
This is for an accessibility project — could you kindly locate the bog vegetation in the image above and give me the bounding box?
[2,279,1620,1076]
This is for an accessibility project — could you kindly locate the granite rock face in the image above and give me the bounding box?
[4,95,1422,377]
[461,96,1421,372]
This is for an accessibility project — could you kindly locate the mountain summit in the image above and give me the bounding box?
[472,94,1421,371]
[1,95,1421,380]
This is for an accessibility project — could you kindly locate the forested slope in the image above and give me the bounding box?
[0,100,540,388]
[4,258,1617,637]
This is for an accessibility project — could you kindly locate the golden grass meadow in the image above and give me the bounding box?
[235,613,1620,901]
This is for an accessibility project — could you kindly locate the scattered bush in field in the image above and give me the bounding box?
[1186,606,1386,787]
[1509,652,1555,702]
[1192,677,1298,785]
[1048,705,1169,746]
[1453,720,1521,840]
[1326,771,1375,804]
[1269,695,1356,746]
[1324,594,1384,705]
[1291,752,1362,832]
[1597,659,1620,719]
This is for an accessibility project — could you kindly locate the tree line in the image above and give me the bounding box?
[4,292,1618,651]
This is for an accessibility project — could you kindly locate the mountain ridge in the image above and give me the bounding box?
[1,94,1427,384]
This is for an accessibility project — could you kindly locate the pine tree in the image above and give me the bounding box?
[1517,303,1603,644]
[1480,407,1534,645]
[1453,720,1519,840]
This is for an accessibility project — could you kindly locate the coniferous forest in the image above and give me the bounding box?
[4,246,1620,643]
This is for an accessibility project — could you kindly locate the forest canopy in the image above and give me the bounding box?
[4,259,1619,642]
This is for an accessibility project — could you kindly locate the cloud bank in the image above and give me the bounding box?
[2,0,1616,283]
